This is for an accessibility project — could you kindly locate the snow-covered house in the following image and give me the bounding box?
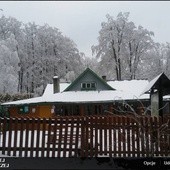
[1,68,152,118]
[2,68,170,118]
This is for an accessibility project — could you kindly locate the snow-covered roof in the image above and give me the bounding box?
[141,73,163,95]
[43,83,70,97]
[2,96,44,105]
[2,90,149,105]
[107,80,149,97]
[44,80,149,97]
[2,80,150,106]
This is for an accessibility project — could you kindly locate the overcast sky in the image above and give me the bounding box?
[0,1,170,58]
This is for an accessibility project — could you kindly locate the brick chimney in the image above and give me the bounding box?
[53,76,60,93]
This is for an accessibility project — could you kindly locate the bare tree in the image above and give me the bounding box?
[92,12,155,80]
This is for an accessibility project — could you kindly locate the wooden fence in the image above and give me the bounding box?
[0,115,170,158]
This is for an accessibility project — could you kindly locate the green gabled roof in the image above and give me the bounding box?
[64,67,115,91]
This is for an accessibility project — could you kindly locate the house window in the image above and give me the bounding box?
[19,105,29,114]
[87,83,91,88]
[91,82,96,88]
[81,82,96,90]
[82,83,86,89]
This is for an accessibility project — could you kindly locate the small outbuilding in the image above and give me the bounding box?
[142,73,170,116]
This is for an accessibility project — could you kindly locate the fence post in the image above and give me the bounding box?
[7,118,12,156]
[80,116,85,157]
[24,117,30,157]
[68,116,74,157]
[46,118,52,157]
[30,118,35,157]
[13,118,18,156]
[35,118,41,157]
[63,116,68,157]
[126,116,131,157]
[94,116,98,157]
[18,118,24,157]
[41,118,47,157]
[122,116,126,157]
[74,116,80,157]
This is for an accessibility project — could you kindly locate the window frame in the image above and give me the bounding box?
[18,105,30,114]
[81,82,96,90]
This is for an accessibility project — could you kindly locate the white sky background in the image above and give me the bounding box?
[0,1,170,58]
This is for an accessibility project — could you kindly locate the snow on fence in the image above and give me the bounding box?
[0,115,169,158]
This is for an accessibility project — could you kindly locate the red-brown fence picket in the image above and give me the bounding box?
[0,115,169,158]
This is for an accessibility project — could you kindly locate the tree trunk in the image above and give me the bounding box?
[18,68,23,93]
[118,58,121,80]
[31,34,35,93]
[111,41,120,80]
